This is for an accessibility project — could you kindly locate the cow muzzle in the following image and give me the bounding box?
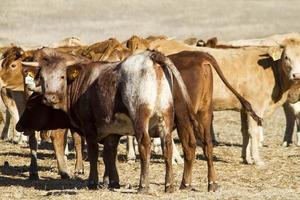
[43,93,61,105]
[291,73,300,81]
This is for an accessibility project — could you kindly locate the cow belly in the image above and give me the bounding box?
[97,113,160,141]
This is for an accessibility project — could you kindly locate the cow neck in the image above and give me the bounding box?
[272,59,291,102]
[66,64,98,111]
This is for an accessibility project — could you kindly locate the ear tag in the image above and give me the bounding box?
[71,69,79,79]
[271,52,281,61]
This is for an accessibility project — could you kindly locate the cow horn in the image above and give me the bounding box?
[21,61,39,67]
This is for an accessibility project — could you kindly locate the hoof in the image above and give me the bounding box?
[29,173,39,180]
[74,169,84,176]
[208,182,219,192]
[137,186,149,194]
[109,181,120,189]
[179,183,193,191]
[243,158,254,165]
[60,172,72,179]
[165,185,175,193]
[87,180,99,190]
[254,160,265,166]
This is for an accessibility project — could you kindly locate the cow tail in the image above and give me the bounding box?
[149,50,202,141]
[206,53,263,126]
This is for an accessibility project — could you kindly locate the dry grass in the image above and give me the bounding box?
[1,108,300,200]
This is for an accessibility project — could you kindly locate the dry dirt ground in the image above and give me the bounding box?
[1,0,300,199]
[1,109,300,200]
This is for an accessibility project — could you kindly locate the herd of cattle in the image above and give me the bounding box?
[1,32,300,193]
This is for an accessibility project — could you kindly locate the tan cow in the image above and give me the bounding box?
[148,39,300,165]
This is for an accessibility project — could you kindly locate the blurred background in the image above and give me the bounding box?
[0,0,300,46]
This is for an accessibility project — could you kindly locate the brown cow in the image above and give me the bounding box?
[0,46,84,179]
[24,48,199,193]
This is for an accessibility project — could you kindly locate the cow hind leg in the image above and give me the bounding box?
[196,111,218,192]
[157,112,174,193]
[241,111,253,164]
[248,114,264,166]
[134,106,152,194]
[176,118,196,190]
[102,134,121,189]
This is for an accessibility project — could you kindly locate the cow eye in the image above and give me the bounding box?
[285,55,289,60]
[11,64,16,68]
[61,76,65,79]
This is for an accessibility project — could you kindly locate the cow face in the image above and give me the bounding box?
[282,45,300,81]
[0,47,25,90]
[36,48,82,111]
[269,45,300,82]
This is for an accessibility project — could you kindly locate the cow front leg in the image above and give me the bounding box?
[51,129,72,179]
[102,134,121,189]
[295,117,300,146]
[85,126,99,190]
[171,133,183,165]
[282,103,295,147]
[71,130,84,175]
[28,132,39,180]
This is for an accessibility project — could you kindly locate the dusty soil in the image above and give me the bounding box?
[1,0,300,199]
[1,109,300,200]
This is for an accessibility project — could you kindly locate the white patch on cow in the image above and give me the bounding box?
[284,45,300,80]
[289,101,300,115]
[121,51,173,118]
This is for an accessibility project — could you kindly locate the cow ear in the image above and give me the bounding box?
[67,64,82,81]
[267,47,283,61]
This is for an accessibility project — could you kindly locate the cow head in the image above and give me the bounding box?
[268,44,300,82]
[0,46,25,90]
[25,48,83,111]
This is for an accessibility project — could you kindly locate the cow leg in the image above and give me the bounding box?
[258,126,264,147]
[28,132,39,180]
[134,107,151,194]
[171,135,183,165]
[196,110,218,192]
[158,112,174,193]
[296,116,300,146]
[176,118,196,190]
[153,137,162,155]
[102,134,121,189]
[126,136,136,161]
[71,130,84,175]
[241,111,253,164]
[248,114,264,166]
[85,125,99,190]
[282,103,295,147]
[210,114,219,146]
[50,129,72,179]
